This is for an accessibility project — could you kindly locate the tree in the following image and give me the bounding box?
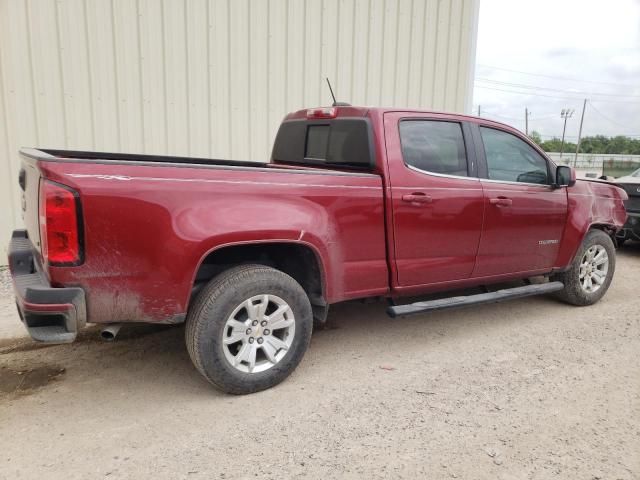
[529,130,542,145]
[532,135,640,154]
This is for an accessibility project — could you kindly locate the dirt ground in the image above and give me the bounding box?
[0,245,639,480]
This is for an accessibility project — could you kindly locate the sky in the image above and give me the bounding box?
[473,0,640,140]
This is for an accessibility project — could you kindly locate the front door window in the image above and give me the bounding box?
[480,127,549,185]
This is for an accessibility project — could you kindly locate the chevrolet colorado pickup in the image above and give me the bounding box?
[9,106,628,394]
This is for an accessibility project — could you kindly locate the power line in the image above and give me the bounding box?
[475,85,589,101]
[480,108,561,121]
[477,64,638,89]
[474,100,640,137]
[477,106,640,138]
[529,114,557,120]
[587,101,640,133]
[474,85,640,104]
[475,78,640,98]
[477,109,522,121]
[480,109,555,123]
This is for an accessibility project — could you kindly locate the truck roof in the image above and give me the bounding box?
[284,106,516,132]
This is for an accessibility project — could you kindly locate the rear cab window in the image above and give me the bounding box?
[398,120,469,177]
[271,119,373,170]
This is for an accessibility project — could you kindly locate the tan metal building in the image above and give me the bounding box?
[0,0,479,252]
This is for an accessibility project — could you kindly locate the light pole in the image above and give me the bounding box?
[574,99,587,167]
[560,109,574,158]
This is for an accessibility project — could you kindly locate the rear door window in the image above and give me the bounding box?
[399,120,469,177]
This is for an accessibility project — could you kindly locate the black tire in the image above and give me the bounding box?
[552,229,616,306]
[185,264,313,394]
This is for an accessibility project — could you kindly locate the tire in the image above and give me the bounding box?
[552,229,616,306]
[185,264,313,394]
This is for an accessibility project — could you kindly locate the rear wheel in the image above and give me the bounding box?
[552,229,616,306]
[186,264,313,394]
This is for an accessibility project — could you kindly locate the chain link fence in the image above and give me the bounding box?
[547,153,640,178]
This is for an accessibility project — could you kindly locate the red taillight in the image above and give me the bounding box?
[39,180,82,265]
[306,107,337,119]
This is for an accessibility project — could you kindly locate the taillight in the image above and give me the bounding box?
[39,179,82,265]
[306,107,337,119]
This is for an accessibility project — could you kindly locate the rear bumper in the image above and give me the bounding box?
[8,230,85,343]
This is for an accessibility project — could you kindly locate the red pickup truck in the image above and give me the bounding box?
[9,106,628,394]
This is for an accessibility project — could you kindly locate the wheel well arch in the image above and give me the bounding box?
[566,223,618,266]
[557,222,619,271]
[189,241,328,321]
[588,223,617,237]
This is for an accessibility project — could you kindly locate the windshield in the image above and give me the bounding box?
[632,168,640,177]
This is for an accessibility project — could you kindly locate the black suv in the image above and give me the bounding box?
[616,167,640,244]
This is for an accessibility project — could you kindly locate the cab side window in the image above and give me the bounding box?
[399,120,469,177]
[480,127,550,185]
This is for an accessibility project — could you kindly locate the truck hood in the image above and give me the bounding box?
[575,178,629,201]
[613,176,640,204]
[614,174,640,185]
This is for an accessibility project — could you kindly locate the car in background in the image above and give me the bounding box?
[615,167,640,245]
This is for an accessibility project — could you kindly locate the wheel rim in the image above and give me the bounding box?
[579,244,609,293]
[222,294,296,374]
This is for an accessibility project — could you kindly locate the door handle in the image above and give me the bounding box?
[489,197,512,207]
[402,193,433,204]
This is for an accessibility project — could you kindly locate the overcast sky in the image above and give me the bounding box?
[473,0,640,140]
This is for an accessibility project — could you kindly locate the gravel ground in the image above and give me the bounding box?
[0,266,19,341]
[0,245,639,480]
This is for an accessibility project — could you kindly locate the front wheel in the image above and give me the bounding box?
[185,265,313,394]
[552,229,616,306]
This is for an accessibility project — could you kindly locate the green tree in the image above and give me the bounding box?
[529,130,542,145]
[535,135,640,155]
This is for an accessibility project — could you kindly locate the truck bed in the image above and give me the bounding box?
[18,147,389,325]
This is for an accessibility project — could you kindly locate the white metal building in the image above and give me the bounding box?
[0,0,479,251]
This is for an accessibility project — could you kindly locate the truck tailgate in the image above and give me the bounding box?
[19,156,43,255]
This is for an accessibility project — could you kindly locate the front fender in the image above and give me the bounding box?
[555,180,628,268]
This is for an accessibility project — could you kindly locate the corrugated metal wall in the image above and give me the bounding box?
[0,0,479,251]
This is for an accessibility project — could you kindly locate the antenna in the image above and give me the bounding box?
[326,78,337,105]
[325,78,351,107]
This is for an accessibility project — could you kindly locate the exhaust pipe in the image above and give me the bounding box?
[100,324,122,342]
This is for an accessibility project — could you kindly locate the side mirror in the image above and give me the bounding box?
[555,165,576,188]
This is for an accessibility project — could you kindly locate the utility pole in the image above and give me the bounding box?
[477,105,481,117]
[574,99,587,167]
[525,107,530,136]
[559,108,575,158]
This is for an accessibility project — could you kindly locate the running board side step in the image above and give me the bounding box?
[387,281,564,318]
